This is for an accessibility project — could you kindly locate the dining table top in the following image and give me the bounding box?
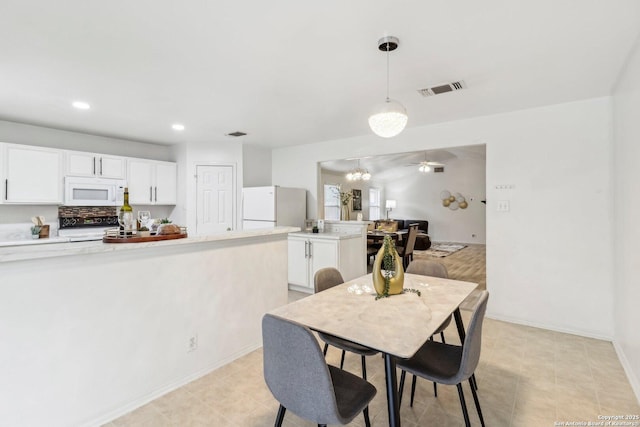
[269,272,478,359]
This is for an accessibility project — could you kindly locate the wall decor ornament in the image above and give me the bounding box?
[440,190,469,210]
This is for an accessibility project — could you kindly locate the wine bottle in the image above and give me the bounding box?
[118,187,134,236]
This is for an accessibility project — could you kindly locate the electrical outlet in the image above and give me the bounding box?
[188,334,198,352]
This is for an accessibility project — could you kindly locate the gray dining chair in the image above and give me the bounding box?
[262,313,377,427]
[397,290,489,427]
[405,260,452,400]
[314,268,380,381]
[396,224,418,268]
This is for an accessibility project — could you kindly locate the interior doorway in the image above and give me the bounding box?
[196,165,235,235]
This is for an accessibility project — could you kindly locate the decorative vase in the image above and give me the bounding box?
[340,205,350,221]
[372,236,404,296]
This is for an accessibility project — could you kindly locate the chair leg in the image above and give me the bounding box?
[440,332,446,343]
[469,379,485,427]
[339,350,346,369]
[410,374,417,407]
[398,370,406,406]
[433,381,438,397]
[323,343,328,356]
[363,406,371,427]
[456,383,471,427]
[361,355,367,380]
[275,404,286,427]
[471,373,479,390]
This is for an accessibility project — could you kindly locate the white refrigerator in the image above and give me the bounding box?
[242,186,307,229]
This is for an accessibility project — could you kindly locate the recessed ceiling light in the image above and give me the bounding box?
[72,101,91,110]
[172,124,185,131]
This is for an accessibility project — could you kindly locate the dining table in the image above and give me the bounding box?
[268,272,478,427]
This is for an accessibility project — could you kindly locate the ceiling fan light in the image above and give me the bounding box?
[368,99,408,138]
[419,164,431,173]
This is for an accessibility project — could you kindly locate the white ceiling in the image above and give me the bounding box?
[1,1,639,148]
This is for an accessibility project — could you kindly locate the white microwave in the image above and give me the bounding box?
[64,177,127,206]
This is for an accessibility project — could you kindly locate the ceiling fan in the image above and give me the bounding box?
[406,152,445,173]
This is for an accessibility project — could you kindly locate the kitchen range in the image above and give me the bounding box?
[57,206,119,241]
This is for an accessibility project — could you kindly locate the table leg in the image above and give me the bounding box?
[384,353,401,427]
[453,308,466,343]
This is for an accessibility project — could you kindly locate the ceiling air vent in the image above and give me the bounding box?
[226,131,247,137]
[434,166,445,173]
[417,80,466,97]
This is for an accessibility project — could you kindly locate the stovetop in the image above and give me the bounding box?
[59,216,119,229]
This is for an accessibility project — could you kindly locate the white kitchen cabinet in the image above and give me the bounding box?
[127,159,177,205]
[288,232,364,293]
[65,151,126,179]
[2,144,63,204]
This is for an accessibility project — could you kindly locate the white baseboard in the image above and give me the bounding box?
[613,340,640,405]
[83,341,263,427]
[485,312,614,341]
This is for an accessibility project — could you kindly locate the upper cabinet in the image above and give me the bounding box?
[2,144,63,204]
[66,151,126,179]
[127,159,177,205]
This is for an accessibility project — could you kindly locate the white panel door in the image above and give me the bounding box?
[196,165,234,235]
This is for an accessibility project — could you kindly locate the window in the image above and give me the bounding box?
[369,188,381,220]
[324,184,340,220]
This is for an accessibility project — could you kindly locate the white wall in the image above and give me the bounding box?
[273,97,614,338]
[0,120,173,160]
[242,144,272,187]
[381,153,486,243]
[612,36,640,400]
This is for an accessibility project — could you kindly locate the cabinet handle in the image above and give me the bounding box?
[308,241,312,258]
[304,241,308,258]
[154,186,157,202]
[93,157,96,175]
[4,179,7,200]
[99,158,103,175]
[150,186,153,202]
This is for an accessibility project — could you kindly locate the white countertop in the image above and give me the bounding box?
[0,227,299,263]
[288,231,361,240]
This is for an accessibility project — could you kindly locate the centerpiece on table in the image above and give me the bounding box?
[372,235,421,299]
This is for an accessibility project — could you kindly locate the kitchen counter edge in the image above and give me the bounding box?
[0,227,300,263]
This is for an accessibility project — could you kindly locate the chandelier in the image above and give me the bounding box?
[346,159,371,181]
[368,36,408,138]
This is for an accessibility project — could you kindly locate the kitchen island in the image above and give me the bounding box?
[0,227,296,427]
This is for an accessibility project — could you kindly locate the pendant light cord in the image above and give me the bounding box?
[386,43,390,102]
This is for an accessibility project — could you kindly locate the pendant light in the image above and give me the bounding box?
[368,36,408,138]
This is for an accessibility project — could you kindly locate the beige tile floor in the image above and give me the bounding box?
[107,294,639,427]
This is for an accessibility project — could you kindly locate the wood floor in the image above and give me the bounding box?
[412,243,486,290]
